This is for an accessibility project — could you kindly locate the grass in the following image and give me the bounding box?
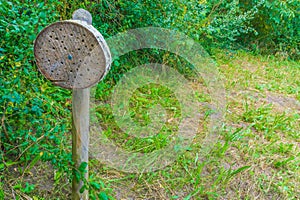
[1,50,299,199]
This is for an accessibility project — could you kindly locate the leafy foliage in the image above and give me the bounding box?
[0,0,73,197]
[54,0,299,59]
[242,0,300,58]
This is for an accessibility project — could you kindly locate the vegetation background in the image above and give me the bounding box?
[0,0,299,199]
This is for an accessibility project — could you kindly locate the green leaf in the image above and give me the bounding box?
[79,162,88,173]
[54,170,62,181]
[13,184,22,189]
[114,60,120,67]
[274,156,295,168]
[24,153,42,174]
[230,166,251,177]
[183,194,192,200]
[22,182,35,194]
[98,191,109,200]
[80,184,87,193]
[90,181,101,190]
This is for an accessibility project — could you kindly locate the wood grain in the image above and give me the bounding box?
[34,20,111,89]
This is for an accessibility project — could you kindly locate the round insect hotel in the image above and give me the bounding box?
[34,19,111,89]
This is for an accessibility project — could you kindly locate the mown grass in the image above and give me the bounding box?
[2,50,299,199]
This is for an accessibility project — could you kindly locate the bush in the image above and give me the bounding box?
[0,0,72,179]
[245,0,299,59]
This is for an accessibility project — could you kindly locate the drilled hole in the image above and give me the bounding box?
[82,39,84,42]
[87,68,90,71]
[61,61,64,64]
[70,33,73,36]
[49,35,53,38]
[78,48,81,51]
[55,37,58,40]
[61,41,64,43]
[64,47,67,50]
[80,74,83,76]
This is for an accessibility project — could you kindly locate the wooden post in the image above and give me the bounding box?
[72,88,90,200]
[71,9,92,200]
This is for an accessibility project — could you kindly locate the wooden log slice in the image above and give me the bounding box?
[34,20,111,89]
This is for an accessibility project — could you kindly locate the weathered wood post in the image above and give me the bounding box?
[71,9,92,200]
[34,9,111,200]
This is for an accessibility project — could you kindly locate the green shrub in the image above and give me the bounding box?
[241,0,299,59]
[0,0,72,180]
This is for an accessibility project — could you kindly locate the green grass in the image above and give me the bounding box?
[89,50,299,199]
[1,50,299,199]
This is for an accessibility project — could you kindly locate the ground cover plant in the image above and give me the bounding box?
[1,0,299,199]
